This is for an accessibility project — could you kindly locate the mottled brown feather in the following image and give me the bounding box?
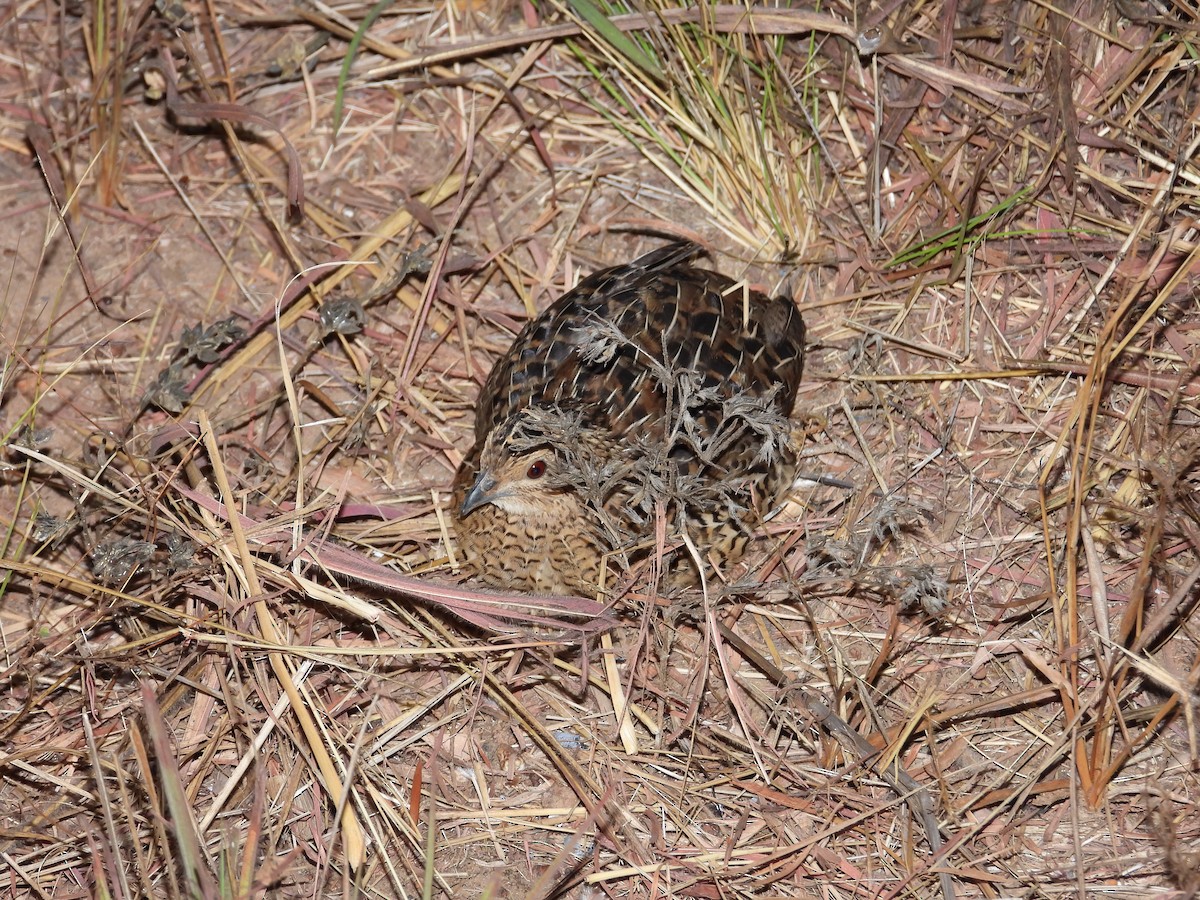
[452,241,806,595]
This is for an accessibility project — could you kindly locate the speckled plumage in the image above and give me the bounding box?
[452,241,806,595]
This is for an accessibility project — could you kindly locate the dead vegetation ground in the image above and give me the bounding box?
[2,0,1200,897]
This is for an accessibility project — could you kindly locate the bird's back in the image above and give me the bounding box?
[474,241,806,445]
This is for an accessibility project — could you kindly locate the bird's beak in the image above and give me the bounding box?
[460,471,499,517]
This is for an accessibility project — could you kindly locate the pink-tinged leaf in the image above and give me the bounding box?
[177,486,615,636]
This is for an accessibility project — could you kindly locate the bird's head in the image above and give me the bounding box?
[459,409,574,520]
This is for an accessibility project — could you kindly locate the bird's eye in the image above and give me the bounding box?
[526,460,546,479]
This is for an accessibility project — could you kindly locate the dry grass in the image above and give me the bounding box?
[2,0,1200,896]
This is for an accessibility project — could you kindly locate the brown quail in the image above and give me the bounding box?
[452,241,806,595]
